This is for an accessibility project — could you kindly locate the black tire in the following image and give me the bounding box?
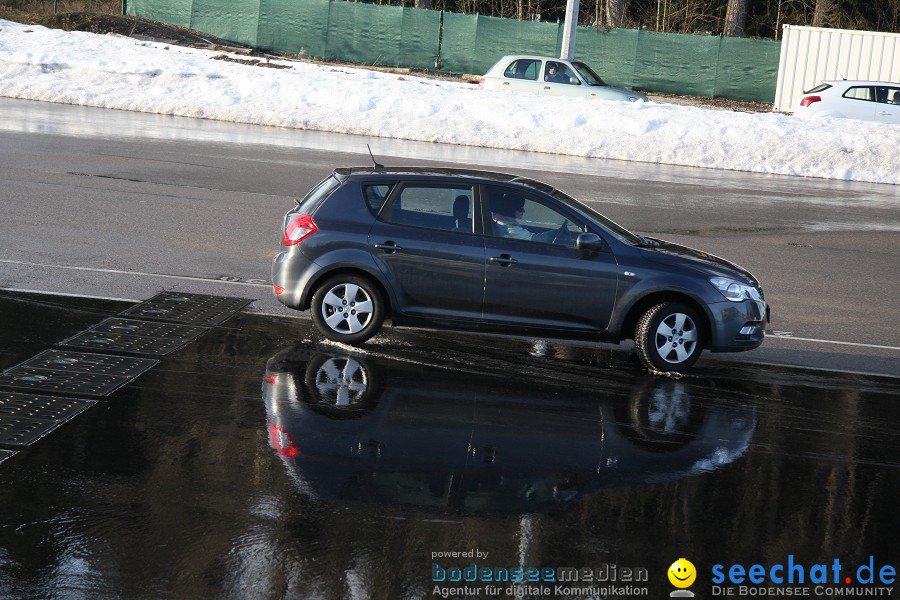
[310,274,385,345]
[634,302,705,372]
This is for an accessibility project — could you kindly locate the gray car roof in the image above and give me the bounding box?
[333,167,555,192]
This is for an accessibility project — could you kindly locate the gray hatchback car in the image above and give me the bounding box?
[272,167,768,372]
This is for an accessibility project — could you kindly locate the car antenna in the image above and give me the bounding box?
[367,144,384,170]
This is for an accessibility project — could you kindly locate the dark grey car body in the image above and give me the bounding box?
[272,168,768,369]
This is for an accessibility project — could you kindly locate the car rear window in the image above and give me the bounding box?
[804,83,832,94]
[297,176,340,213]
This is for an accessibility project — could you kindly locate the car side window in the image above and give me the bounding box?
[876,87,900,105]
[385,184,474,233]
[363,184,394,216]
[484,186,587,248]
[843,86,876,102]
[503,59,540,81]
[544,61,579,85]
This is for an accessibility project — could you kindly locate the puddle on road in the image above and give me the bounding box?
[0,291,898,599]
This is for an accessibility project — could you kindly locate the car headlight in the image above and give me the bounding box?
[628,96,638,102]
[709,277,762,302]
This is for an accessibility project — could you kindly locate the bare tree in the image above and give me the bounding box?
[873,0,900,32]
[723,0,747,35]
[414,0,431,8]
[606,0,625,26]
[653,0,720,33]
[812,0,832,26]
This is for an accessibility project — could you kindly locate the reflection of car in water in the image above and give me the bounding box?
[262,345,756,513]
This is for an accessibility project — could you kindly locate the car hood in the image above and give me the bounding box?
[599,85,648,101]
[639,239,759,285]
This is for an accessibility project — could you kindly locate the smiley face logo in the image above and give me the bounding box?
[668,558,696,588]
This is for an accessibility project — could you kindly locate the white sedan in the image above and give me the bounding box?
[794,80,900,124]
[479,55,649,102]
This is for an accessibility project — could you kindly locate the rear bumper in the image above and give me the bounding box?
[271,248,322,311]
[709,299,768,353]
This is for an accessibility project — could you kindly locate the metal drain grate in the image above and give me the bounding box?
[119,292,252,326]
[58,318,207,356]
[83,318,207,340]
[0,449,15,464]
[0,351,158,397]
[0,417,61,446]
[15,350,157,378]
[0,392,96,422]
[59,331,194,356]
[0,368,135,397]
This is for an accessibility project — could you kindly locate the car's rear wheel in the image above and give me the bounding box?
[311,274,385,345]
[635,302,704,372]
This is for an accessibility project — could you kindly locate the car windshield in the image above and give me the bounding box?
[572,62,607,86]
[546,188,642,245]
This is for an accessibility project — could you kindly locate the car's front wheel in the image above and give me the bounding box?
[310,274,385,345]
[634,302,705,372]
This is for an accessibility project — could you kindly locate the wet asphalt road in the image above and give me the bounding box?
[1,97,899,376]
[0,290,898,599]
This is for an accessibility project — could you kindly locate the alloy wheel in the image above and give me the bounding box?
[654,312,698,364]
[320,283,374,335]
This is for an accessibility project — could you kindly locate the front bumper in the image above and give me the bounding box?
[709,299,769,353]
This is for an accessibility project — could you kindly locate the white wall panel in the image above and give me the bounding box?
[773,25,900,112]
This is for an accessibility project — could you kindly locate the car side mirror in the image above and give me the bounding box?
[576,233,604,251]
[570,77,580,85]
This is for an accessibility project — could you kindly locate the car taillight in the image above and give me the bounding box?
[268,422,299,458]
[800,95,821,107]
[273,284,285,295]
[282,214,318,246]
[478,77,485,89]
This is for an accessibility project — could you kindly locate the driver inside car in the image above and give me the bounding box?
[491,194,533,240]
[545,62,572,84]
[492,194,581,244]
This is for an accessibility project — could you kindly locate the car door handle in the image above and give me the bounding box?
[489,254,518,266]
[879,111,891,115]
[502,82,510,86]
[374,242,403,253]
[543,86,551,90]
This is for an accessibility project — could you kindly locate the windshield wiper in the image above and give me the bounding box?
[634,236,660,248]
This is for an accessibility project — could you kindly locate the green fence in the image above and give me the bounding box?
[125,0,780,102]
[440,17,780,101]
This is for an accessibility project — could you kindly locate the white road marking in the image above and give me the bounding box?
[0,288,140,302]
[0,258,271,288]
[765,335,900,351]
[2,259,898,352]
